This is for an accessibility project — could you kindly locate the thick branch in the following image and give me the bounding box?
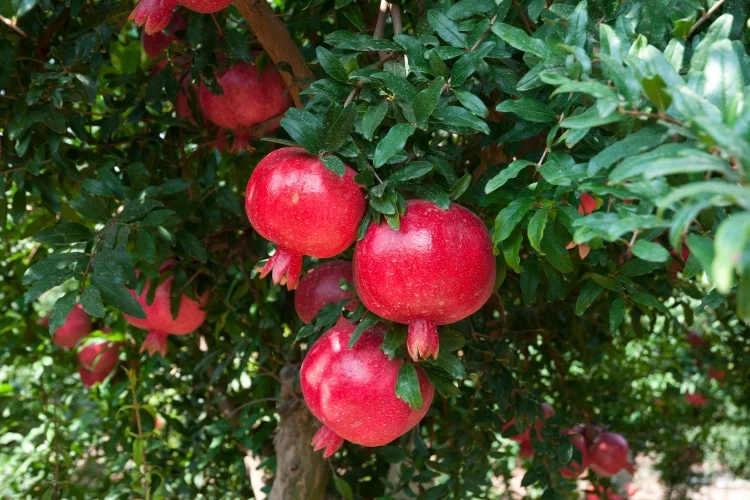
[234,0,313,108]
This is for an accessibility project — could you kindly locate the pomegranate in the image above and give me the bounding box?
[124,264,210,357]
[708,367,726,381]
[586,485,625,500]
[294,260,356,324]
[301,320,435,457]
[686,330,707,348]
[559,429,590,479]
[129,0,233,36]
[141,13,187,59]
[685,392,708,407]
[589,431,630,477]
[246,148,366,290]
[47,304,92,349]
[353,200,495,361]
[501,402,555,442]
[198,61,292,152]
[518,437,534,458]
[78,341,122,388]
[578,193,597,215]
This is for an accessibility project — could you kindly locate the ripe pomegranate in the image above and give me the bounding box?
[198,61,292,152]
[353,200,495,361]
[686,330,707,348]
[708,367,726,381]
[246,148,366,290]
[578,193,597,215]
[685,392,708,407]
[559,429,590,479]
[124,263,210,357]
[502,402,555,442]
[301,320,435,457]
[141,13,187,59]
[129,0,233,36]
[294,261,356,324]
[78,341,122,388]
[589,431,630,477]
[46,304,92,349]
[586,485,625,500]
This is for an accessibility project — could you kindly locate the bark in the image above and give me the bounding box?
[269,366,330,500]
[234,0,313,108]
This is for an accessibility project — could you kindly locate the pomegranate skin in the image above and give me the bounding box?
[353,200,495,360]
[586,485,624,500]
[294,261,356,324]
[685,392,708,408]
[129,0,232,35]
[301,321,434,456]
[589,431,630,477]
[50,304,92,349]
[559,431,590,479]
[141,13,187,59]
[246,148,366,290]
[198,62,291,151]
[78,341,122,388]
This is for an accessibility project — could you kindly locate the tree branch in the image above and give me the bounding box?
[688,0,727,39]
[0,14,28,38]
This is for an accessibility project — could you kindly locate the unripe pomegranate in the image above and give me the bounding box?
[124,264,209,357]
[141,13,187,59]
[301,320,434,457]
[559,430,590,479]
[578,193,597,215]
[198,61,292,152]
[246,148,366,290]
[129,0,233,36]
[78,341,122,388]
[46,304,92,349]
[353,200,495,361]
[589,431,630,477]
[294,261,356,324]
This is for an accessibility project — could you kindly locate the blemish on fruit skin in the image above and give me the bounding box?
[292,192,299,204]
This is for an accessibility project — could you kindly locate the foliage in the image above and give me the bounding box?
[2,0,750,498]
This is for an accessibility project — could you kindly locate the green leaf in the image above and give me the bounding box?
[485,160,534,193]
[448,174,471,200]
[316,46,348,83]
[333,477,353,500]
[35,222,93,246]
[136,230,156,264]
[538,153,586,186]
[587,126,665,176]
[320,155,347,176]
[619,258,668,277]
[503,227,523,273]
[609,297,626,332]
[564,1,588,48]
[326,31,401,52]
[528,208,549,254]
[575,280,603,316]
[324,103,357,152]
[704,39,743,122]
[521,255,540,305]
[630,291,668,313]
[541,226,573,274]
[92,277,146,319]
[372,71,417,101]
[609,147,733,183]
[414,185,450,210]
[414,77,445,126]
[454,90,488,118]
[438,329,465,352]
[447,0,495,20]
[348,313,379,349]
[361,100,388,141]
[119,199,164,222]
[373,124,415,168]
[429,351,467,379]
[388,162,433,183]
[382,326,407,360]
[433,106,490,134]
[178,231,207,263]
[496,98,557,122]
[561,106,626,128]
[49,292,77,336]
[713,213,750,293]
[631,240,671,263]
[395,362,424,410]
[689,14,733,75]
[493,197,535,244]
[80,286,105,318]
[427,10,468,48]
[280,108,324,154]
[224,30,252,62]
[492,23,552,57]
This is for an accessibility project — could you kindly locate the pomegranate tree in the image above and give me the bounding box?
[353,200,495,361]
[300,320,434,457]
[124,264,209,357]
[294,260,356,324]
[141,13,187,59]
[78,341,122,388]
[589,431,630,477]
[502,402,555,457]
[46,304,92,349]
[246,148,366,290]
[559,429,590,479]
[129,0,232,36]
[198,61,292,152]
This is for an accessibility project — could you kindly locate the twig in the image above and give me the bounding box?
[512,0,534,36]
[227,397,283,417]
[343,52,397,106]
[470,14,497,52]
[617,107,685,127]
[0,14,27,37]
[210,13,224,38]
[688,0,727,39]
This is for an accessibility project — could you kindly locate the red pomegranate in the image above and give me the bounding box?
[586,485,625,500]
[518,437,534,458]
[559,430,590,479]
[353,200,495,361]
[46,304,92,349]
[294,261,356,324]
[686,330,707,348]
[129,0,232,36]
[78,341,122,388]
[708,367,726,381]
[589,431,630,477]
[198,61,291,152]
[301,320,435,457]
[578,193,597,215]
[124,263,210,357]
[502,402,555,442]
[685,392,708,408]
[246,148,366,290]
[141,13,187,59]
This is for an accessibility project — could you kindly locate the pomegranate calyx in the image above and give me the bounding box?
[257,248,303,290]
[407,319,439,361]
[141,330,170,357]
[311,425,344,458]
[129,0,177,35]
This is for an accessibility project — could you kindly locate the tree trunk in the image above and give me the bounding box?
[269,366,330,500]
